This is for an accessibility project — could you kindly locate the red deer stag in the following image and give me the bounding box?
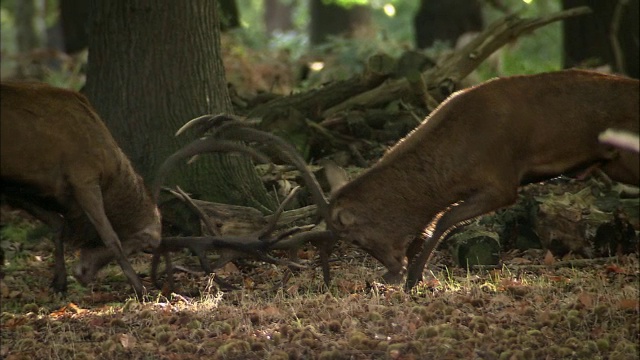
[1,82,161,298]
[164,69,640,289]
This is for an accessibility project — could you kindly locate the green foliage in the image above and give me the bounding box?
[475,0,563,79]
[370,1,419,45]
[2,0,563,87]
[0,222,38,243]
[322,0,369,7]
[232,0,562,87]
[0,220,52,266]
[301,34,410,88]
[0,4,17,77]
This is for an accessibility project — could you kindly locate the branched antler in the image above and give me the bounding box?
[152,138,273,201]
[176,114,337,282]
[176,114,330,221]
[153,113,337,291]
[152,181,322,291]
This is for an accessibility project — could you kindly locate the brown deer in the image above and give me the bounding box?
[327,69,639,288]
[1,81,162,298]
[162,69,640,289]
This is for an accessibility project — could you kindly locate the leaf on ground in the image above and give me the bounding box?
[243,277,255,289]
[420,278,441,288]
[67,302,88,314]
[50,305,69,317]
[119,333,137,349]
[501,277,522,286]
[2,316,27,329]
[577,292,595,309]
[261,306,281,317]
[543,250,556,266]
[510,257,532,265]
[545,275,570,283]
[218,262,240,275]
[88,317,106,327]
[617,299,639,312]
[286,284,299,295]
[297,249,314,260]
[604,264,627,274]
[337,279,360,293]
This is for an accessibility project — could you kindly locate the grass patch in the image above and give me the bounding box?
[1,223,638,359]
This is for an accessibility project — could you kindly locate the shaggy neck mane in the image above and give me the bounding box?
[102,149,156,236]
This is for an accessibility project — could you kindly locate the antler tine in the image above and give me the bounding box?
[175,113,260,138]
[170,186,220,236]
[175,114,229,137]
[171,113,337,286]
[215,126,331,222]
[160,236,305,265]
[206,123,336,285]
[265,230,337,286]
[174,113,330,221]
[254,186,301,240]
[152,138,272,201]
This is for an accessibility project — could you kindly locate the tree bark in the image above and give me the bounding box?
[264,0,295,36]
[84,0,275,210]
[14,0,46,79]
[562,0,639,78]
[413,0,484,49]
[219,0,240,31]
[58,0,89,53]
[309,0,372,45]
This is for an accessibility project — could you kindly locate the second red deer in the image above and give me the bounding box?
[327,70,639,288]
[0,82,162,297]
[162,69,639,289]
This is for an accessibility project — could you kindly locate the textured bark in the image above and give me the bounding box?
[562,0,639,78]
[309,0,372,45]
[58,0,89,53]
[413,0,484,49]
[84,0,275,209]
[264,0,295,36]
[14,0,46,78]
[219,0,240,31]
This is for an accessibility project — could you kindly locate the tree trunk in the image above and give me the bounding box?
[14,0,46,79]
[264,0,295,36]
[562,0,639,78]
[413,0,484,49]
[84,0,276,210]
[219,0,240,31]
[309,0,372,45]
[58,0,89,53]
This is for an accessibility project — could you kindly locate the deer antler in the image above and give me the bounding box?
[160,114,337,287]
[152,137,273,201]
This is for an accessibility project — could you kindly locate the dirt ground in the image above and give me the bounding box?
[1,209,638,360]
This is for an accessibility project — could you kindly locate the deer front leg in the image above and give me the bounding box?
[72,185,146,299]
[405,188,517,290]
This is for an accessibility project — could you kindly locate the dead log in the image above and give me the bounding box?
[323,6,593,116]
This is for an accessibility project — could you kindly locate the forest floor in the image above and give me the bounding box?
[1,205,639,360]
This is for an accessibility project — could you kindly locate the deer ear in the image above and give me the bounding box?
[322,159,349,195]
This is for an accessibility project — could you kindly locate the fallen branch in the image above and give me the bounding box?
[323,6,592,116]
